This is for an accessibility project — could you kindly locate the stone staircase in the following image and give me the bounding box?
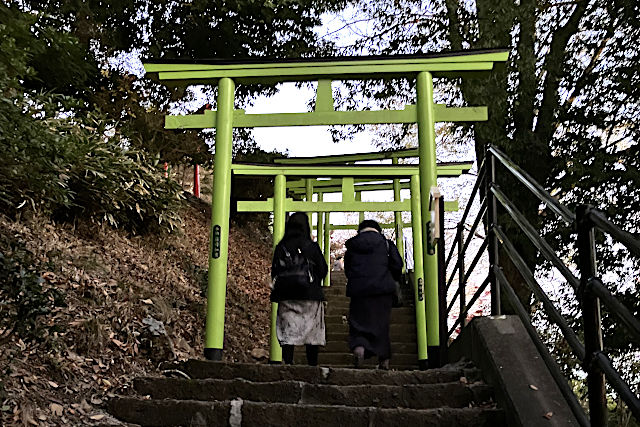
[108,271,504,426]
[109,359,504,426]
[293,271,418,368]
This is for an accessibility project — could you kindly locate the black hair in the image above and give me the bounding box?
[283,212,311,240]
[357,219,382,233]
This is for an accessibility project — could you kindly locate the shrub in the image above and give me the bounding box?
[0,98,184,233]
[0,4,183,234]
[0,236,63,343]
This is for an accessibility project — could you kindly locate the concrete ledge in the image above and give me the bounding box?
[110,397,505,427]
[448,315,580,427]
[134,377,493,409]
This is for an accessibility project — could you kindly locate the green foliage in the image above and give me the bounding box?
[0,4,183,233]
[0,237,64,342]
[0,96,184,232]
[14,0,349,165]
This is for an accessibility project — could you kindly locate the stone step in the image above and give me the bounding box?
[325,302,349,311]
[164,360,481,385]
[325,305,416,316]
[325,295,416,308]
[326,332,417,344]
[326,323,418,336]
[110,398,505,427]
[325,312,415,325]
[325,364,418,371]
[323,287,346,295]
[309,341,418,354]
[133,378,493,410]
[293,352,420,368]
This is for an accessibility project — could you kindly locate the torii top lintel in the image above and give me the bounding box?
[144,48,509,84]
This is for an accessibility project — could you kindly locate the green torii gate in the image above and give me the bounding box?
[233,157,470,366]
[143,49,508,365]
[275,149,472,278]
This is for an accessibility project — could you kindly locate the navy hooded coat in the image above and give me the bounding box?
[344,230,403,297]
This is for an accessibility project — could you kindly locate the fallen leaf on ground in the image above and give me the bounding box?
[89,414,106,420]
[50,403,63,416]
[529,384,538,391]
[543,412,553,419]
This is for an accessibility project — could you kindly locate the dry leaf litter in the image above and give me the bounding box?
[0,197,272,426]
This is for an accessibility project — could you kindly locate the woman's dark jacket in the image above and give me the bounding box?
[270,236,328,302]
[344,230,403,297]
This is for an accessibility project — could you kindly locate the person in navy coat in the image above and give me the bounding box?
[344,219,403,369]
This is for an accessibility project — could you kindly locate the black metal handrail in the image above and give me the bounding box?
[444,162,486,272]
[491,185,580,290]
[585,208,640,256]
[442,144,640,427]
[494,226,586,361]
[448,275,490,336]
[586,277,640,345]
[445,200,487,294]
[487,146,575,224]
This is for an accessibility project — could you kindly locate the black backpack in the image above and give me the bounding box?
[275,242,314,289]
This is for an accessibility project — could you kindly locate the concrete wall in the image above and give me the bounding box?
[448,315,581,427]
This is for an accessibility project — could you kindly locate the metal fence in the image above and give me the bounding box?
[444,144,640,426]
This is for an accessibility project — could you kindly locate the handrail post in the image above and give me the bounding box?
[269,174,286,363]
[457,222,466,329]
[437,197,448,364]
[323,212,331,287]
[486,146,501,315]
[577,205,607,427]
[317,192,324,249]
[392,158,405,271]
[410,175,428,369]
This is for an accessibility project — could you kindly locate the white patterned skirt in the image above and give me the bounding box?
[276,300,326,346]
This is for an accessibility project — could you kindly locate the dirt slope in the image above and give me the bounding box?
[0,197,272,426]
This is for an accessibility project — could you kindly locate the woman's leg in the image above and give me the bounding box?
[353,345,365,368]
[282,345,294,365]
[377,356,390,370]
[305,345,319,366]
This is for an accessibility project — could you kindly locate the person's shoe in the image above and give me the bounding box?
[353,346,364,369]
[377,359,390,370]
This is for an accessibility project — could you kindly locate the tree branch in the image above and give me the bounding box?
[445,0,463,50]
[567,22,614,105]
[535,1,587,144]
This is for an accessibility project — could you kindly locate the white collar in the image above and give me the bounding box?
[359,227,380,234]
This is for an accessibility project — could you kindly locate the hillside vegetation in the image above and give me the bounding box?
[0,197,272,426]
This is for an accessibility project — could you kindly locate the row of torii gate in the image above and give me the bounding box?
[144,49,508,367]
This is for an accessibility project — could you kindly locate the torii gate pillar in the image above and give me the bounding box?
[204,77,235,361]
[417,71,441,365]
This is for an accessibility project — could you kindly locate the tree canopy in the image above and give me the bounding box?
[327,0,640,408]
[1,0,349,227]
